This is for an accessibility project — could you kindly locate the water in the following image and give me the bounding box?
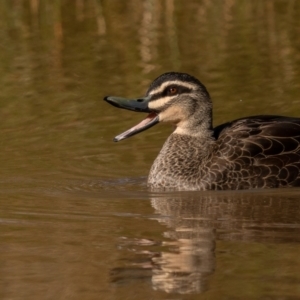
[1,1,300,299]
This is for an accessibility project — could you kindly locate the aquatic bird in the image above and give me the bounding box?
[104,72,300,190]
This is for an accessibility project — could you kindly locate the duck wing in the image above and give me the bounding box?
[212,115,300,188]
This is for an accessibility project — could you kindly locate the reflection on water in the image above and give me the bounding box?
[151,219,215,294]
[151,196,215,294]
[112,190,300,296]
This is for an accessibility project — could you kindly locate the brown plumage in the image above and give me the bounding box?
[104,72,300,191]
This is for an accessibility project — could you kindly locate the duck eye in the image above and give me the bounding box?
[167,87,178,95]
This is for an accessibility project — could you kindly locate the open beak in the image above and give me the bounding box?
[104,96,159,142]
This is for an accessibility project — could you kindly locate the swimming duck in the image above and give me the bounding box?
[104,72,300,190]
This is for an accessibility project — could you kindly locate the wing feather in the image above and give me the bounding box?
[212,116,300,188]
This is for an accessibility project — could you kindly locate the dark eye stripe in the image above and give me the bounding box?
[150,85,192,101]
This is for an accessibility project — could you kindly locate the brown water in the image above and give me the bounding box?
[1,1,300,299]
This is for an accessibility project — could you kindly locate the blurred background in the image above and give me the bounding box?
[1,1,300,299]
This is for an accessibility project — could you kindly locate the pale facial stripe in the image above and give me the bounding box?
[148,80,197,96]
[148,95,175,110]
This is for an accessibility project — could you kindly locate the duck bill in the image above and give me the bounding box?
[104,96,159,142]
[104,96,151,112]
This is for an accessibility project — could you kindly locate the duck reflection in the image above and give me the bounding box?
[150,195,216,294]
[111,190,300,294]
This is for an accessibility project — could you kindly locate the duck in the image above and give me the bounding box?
[104,72,300,191]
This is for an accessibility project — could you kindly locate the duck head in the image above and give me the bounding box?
[104,72,212,142]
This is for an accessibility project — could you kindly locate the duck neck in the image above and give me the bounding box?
[174,115,213,139]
